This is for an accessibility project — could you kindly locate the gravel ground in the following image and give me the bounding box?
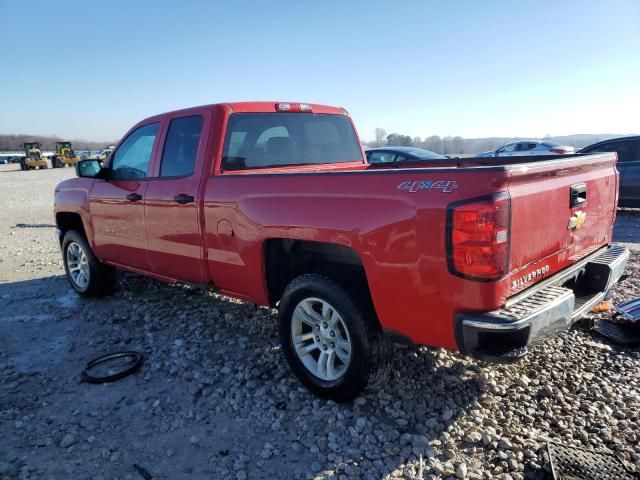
[0,163,639,480]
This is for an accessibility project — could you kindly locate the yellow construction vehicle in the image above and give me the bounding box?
[20,142,48,170]
[51,141,80,168]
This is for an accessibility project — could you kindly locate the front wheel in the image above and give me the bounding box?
[62,230,116,297]
[279,274,391,402]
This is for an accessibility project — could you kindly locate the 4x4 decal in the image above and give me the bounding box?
[397,180,459,193]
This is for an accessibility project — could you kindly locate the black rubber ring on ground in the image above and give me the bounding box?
[81,351,144,384]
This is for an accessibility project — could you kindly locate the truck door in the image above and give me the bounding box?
[144,111,210,283]
[89,122,160,271]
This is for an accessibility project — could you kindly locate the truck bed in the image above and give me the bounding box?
[203,151,619,349]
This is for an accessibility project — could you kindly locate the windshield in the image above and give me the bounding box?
[221,113,363,171]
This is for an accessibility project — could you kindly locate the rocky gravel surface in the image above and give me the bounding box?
[1,164,639,480]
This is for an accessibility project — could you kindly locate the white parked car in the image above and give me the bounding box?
[476,140,575,158]
[87,146,115,161]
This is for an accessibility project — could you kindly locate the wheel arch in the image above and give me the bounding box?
[56,211,88,246]
[263,238,377,319]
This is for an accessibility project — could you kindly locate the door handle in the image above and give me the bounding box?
[174,194,194,204]
[570,183,587,208]
[126,193,142,202]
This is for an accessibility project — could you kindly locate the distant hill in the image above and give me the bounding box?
[0,134,115,151]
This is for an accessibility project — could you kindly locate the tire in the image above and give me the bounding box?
[51,156,59,168]
[20,159,27,171]
[62,230,117,297]
[279,274,391,402]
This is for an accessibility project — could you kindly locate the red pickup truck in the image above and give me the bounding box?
[54,102,629,401]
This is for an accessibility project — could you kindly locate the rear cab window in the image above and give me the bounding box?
[221,113,363,171]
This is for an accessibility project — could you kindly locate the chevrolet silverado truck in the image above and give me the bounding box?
[54,102,629,401]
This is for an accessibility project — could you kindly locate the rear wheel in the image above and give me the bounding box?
[279,274,391,402]
[62,230,116,297]
[20,159,27,171]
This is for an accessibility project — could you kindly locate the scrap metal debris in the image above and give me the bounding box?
[591,297,640,346]
[615,297,640,323]
[592,319,640,346]
[81,351,144,384]
[591,300,613,313]
[13,223,56,228]
[547,441,638,480]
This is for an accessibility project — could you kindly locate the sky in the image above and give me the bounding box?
[1,0,639,142]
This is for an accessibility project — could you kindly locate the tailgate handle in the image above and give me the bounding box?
[570,183,587,208]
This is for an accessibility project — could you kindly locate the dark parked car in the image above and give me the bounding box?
[580,136,640,207]
[365,146,446,164]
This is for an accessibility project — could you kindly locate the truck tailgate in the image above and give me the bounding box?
[506,153,618,296]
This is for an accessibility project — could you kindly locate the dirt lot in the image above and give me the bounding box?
[1,163,639,480]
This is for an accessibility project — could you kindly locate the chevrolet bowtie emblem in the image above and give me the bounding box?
[568,211,587,230]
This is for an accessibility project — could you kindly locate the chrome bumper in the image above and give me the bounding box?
[456,244,630,362]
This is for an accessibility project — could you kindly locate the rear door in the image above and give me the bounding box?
[144,110,210,283]
[90,122,160,271]
[516,142,538,155]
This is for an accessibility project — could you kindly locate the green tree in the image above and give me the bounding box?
[386,133,412,146]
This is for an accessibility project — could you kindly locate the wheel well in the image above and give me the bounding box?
[56,212,86,244]
[264,239,374,309]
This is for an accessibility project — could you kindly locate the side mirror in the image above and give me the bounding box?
[76,159,108,179]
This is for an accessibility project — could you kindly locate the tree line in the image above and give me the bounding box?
[366,128,621,155]
[0,134,114,151]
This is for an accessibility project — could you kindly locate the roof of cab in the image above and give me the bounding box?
[225,102,347,115]
[134,102,349,129]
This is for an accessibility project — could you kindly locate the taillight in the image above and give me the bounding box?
[550,146,573,154]
[275,103,312,112]
[446,193,511,281]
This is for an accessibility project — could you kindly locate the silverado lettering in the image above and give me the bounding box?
[511,265,551,289]
[54,101,629,401]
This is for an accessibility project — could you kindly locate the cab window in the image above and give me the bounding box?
[367,151,396,163]
[221,113,363,171]
[159,115,203,177]
[498,143,517,153]
[111,123,159,180]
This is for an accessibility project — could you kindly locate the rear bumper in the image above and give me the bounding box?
[456,244,629,363]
